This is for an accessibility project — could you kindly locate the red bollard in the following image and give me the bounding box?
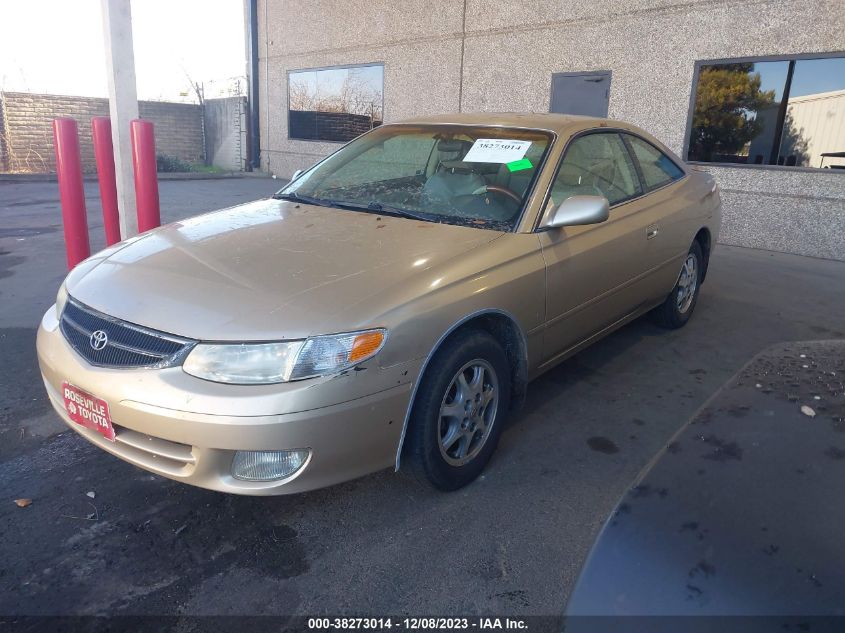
[52,118,91,269]
[130,119,161,233]
[91,117,121,246]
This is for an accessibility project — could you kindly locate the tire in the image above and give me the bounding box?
[405,329,511,491]
[652,240,704,329]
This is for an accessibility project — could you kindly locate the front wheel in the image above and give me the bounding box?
[405,330,511,491]
[652,241,703,329]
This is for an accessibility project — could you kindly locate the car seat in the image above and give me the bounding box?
[422,139,488,200]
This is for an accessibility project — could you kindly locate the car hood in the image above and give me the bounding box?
[67,199,503,340]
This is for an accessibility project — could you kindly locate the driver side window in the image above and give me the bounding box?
[550,132,641,206]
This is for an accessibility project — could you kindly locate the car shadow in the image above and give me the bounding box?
[515,311,669,425]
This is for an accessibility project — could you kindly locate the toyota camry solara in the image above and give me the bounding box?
[37,113,721,495]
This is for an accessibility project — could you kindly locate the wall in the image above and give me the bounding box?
[256,0,845,261]
[787,90,845,169]
[0,92,204,173]
[204,96,248,171]
[255,0,464,178]
[0,94,9,172]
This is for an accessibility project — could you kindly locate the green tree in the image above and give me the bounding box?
[690,64,777,162]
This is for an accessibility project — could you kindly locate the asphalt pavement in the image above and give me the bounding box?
[1,178,844,618]
[566,339,845,622]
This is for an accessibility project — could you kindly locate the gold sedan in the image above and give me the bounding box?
[37,113,720,494]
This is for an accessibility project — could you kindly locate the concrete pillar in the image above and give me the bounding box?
[100,0,139,239]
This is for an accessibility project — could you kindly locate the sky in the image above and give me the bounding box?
[0,0,246,102]
[790,58,845,97]
[749,57,845,101]
[289,65,384,113]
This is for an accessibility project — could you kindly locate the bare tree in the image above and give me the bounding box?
[289,78,316,111]
[289,68,382,120]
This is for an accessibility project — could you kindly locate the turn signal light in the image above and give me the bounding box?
[349,331,386,363]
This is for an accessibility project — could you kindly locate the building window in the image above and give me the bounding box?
[686,55,845,169]
[287,63,384,143]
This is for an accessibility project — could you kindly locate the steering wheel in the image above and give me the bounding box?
[471,185,522,204]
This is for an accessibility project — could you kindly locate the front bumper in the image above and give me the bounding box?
[37,307,417,495]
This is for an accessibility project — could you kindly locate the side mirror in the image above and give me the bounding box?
[290,169,303,182]
[543,195,609,229]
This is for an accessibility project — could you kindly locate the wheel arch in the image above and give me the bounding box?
[394,308,528,470]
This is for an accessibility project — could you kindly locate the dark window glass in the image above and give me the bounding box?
[688,61,788,164]
[288,64,384,142]
[625,135,685,189]
[550,133,641,206]
[687,56,845,169]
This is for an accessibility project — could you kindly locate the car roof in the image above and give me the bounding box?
[389,112,628,134]
[386,113,682,166]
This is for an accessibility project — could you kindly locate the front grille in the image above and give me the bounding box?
[60,299,194,369]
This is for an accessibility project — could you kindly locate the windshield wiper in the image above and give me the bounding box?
[348,200,434,223]
[272,191,339,208]
[274,192,434,223]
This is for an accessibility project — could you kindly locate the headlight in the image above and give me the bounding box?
[183,340,304,384]
[182,329,386,384]
[56,282,69,319]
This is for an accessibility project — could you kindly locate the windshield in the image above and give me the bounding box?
[275,124,553,231]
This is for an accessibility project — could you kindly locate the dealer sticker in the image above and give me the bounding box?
[463,139,532,164]
[62,382,116,442]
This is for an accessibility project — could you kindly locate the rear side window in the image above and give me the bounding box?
[625,135,684,190]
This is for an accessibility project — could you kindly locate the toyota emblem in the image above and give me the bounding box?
[89,330,109,351]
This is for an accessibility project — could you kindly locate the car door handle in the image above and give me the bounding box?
[646,225,659,240]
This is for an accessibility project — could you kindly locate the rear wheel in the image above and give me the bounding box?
[652,241,703,329]
[406,330,511,491]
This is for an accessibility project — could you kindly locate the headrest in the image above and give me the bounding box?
[557,164,584,187]
[437,139,466,153]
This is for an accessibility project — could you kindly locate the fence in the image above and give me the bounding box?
[0,91,247,174]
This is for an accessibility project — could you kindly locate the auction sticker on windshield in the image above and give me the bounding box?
[62,382,116,441]
[463,139,531,163]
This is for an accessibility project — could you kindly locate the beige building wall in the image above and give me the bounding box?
[256,0,845,260]
[256,0,465,178]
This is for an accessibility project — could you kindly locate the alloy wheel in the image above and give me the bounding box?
[676,253,699,314]
[437,359,499,467]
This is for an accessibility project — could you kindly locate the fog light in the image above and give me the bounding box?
[231,449,310,481]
